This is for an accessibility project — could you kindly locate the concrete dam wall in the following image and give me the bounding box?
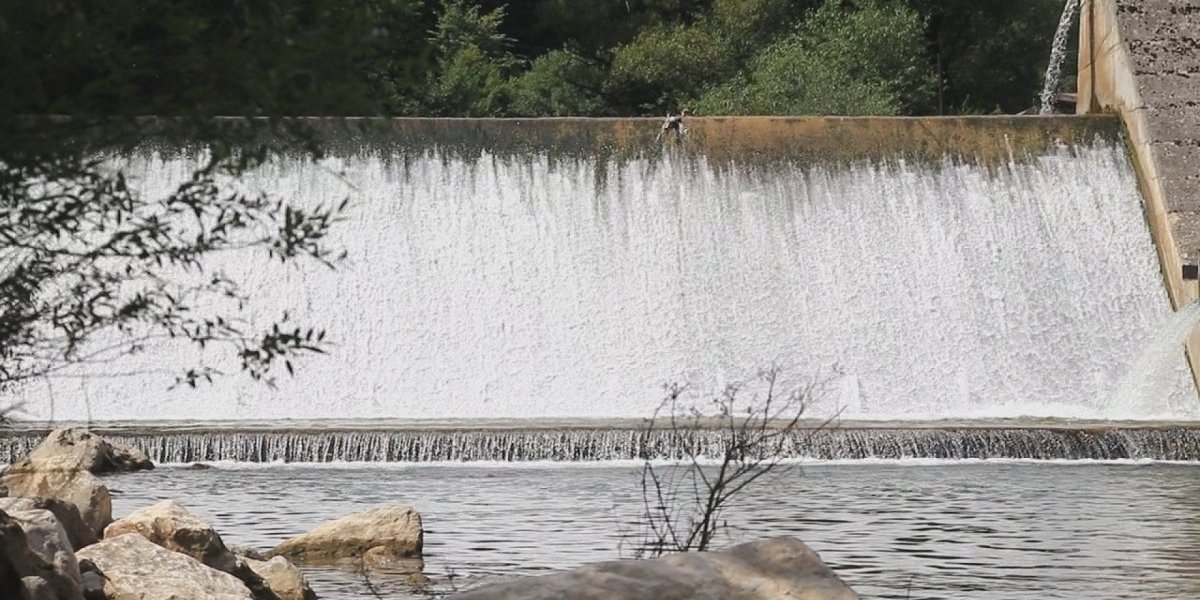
[4,116,1193,423]
[1078,0,1200,386]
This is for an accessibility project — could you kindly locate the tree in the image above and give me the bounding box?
[902,0,1069,113]
[694,0,935,116]
[0,0,405,415]
[422,0,519,116]
[604,0,814,115]
[508,51,607,117]
[608,24,734,114]
[362,0,438,116]
[632,368,828,558]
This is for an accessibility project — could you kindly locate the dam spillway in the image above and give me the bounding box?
[3,117,1195,423]
[7,422,1200,463]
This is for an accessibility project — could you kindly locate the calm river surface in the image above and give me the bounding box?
[104,461,1200,599]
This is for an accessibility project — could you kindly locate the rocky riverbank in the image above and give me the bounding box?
[2,428,858,599]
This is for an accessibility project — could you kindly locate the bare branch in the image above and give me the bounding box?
[634,367,833,557]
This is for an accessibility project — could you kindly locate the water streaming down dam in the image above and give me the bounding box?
[7,424,1200,463]
[3,117,1196,427]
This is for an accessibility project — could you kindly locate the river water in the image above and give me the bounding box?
[104,460,1200,599]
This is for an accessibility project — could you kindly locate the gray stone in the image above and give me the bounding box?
[1162,176,1200,214]
[80,569,105,600]
[77,534,254,600]
[1170,211,1200,262]
[14,428,152,475]
[447,537,858,600]
[1,469,112,540]
[103,500,278,600]
[104,500,236,572]
[1137,74,1200,109]
[0,497,98,551]
[269,506,422,566]
[0,509,82,600]
[1143,105,1200,141]
[242,556,318,600]
[8,508,83,590]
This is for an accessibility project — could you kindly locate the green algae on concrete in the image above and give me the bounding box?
[131,115,1124,169]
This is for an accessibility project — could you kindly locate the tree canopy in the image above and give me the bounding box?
[3,0,1075,119]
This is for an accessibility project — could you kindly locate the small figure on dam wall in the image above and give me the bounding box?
[657,108,690,142]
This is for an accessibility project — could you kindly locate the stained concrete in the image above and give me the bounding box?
[128,115,1119,169]
[1078,0,1200,391]
[1082,0,1200,216]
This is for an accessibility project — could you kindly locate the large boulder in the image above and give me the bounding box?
[77,533,254,600]
[0,508,83,600]
[447,537,859,600]
[8,508,84,591]
[0,497,98,550]
[104,500,236,572]
[241,556,317,600]
[14,429,152,475]
[1,469,112,539]
[270,506,422,567]
[103,500,278,600]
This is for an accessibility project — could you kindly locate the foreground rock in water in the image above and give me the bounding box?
[16,428,153,474]
[104,500,237,572]
[104,500,280,600]
[77,534,254,600]
[1,469,112,539]
[0,428,146,540]
[0,508,83,600]
[270,505,423,567]
[241,556,318,600]
[448,537,859,600]
[8,507,84,591]
[0,496,98,551]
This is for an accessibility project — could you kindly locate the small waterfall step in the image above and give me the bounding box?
[6,424,1200,463]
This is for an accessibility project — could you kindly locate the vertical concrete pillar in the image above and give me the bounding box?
[1077,0,1200,394]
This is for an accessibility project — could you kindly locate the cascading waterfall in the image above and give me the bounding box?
[5,427,1200,463]
[2,121,1194,423]
[1110,301,1200,415]
[1040,0,1081,114]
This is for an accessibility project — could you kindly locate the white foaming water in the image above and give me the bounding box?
[6,139,1195,421]
[1039,0,1080,114]
[1110,301,1200,415]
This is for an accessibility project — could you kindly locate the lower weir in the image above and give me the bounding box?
[3,117,1196,423]
[6,423,1200,462]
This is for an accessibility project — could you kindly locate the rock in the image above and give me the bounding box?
[231,560,283,600]
[15,428,153,474]
[360,545,424,572]
[447,537,859,600]
[104,500,236,572]
[242,556,317,600]
[0,497,99,550]
[77,533,254,600]
[79,560,105,600]
[8,508,84,590]
[270,506,422,565]
[1,469,112,540]
[0,508,83,600]
[103,500,279,600]
[229,545,268,561]
[23,575,60,600]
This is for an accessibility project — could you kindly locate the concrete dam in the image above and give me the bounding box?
[5,0,1200,463]
[4,116,1195,425]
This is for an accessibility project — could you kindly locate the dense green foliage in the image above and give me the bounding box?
[3,0,1075,118]
[694,2,935,115]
